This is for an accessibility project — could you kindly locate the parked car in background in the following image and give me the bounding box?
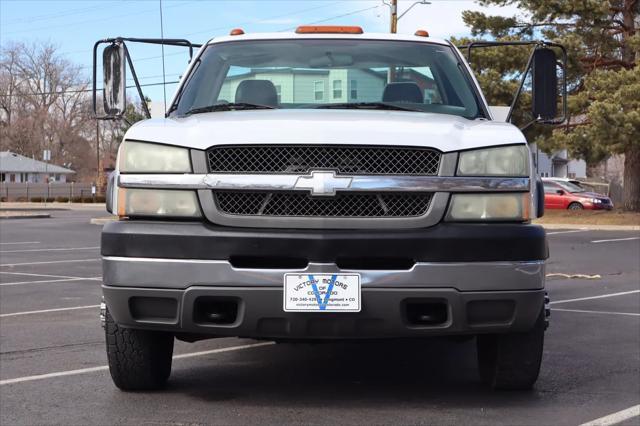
[542,178,613,210]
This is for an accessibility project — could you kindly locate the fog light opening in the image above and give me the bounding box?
[405,300,448,326]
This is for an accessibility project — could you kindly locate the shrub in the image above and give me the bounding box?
[15,196,28,202]
[95,195,106,203]
[30,197,43,202]
[71,196,83,203]
[55,196,69,203]
[45,197,55,202]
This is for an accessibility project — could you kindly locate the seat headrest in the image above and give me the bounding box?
[382,82,423,103]
[235,80,278,107]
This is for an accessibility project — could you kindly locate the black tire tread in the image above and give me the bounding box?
[105,308,174,391]
[477,309,545,390]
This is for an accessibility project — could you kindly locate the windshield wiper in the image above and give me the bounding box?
[184,102,275,115]
[314,102,423,112]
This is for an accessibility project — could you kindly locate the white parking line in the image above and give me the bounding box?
[0,246,99,253]
[580,404,640,426]
[0,341,275,385]
[0,241,40,245]
[0,271,100,280]
[0,305,100,318]
[591,237,640,244]
[0,258,100,267]
[547,229,587,235]
[550,290,640,305]
[0,276,101,286]
[553,308,640,317]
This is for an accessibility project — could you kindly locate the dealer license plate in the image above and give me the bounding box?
[283,273,361,312]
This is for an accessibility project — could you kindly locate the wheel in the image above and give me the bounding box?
[568,202,583,210]
[476,309,545,390]
[105,307,174,391]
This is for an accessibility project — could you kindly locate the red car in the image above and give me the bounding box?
[542,179,613,210]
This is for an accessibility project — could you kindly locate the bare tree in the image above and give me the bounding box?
[0,41,94,179]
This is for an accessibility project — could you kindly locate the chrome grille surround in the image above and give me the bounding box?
[215,191,433,217]
[207,145,441,175]
[117,149,531,229]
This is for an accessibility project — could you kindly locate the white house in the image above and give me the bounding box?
[530,143,586,178]
[0,151,75,183]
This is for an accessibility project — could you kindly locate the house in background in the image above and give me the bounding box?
[218,67,441,105]
[0,151,75,183]
[530,143,586,178]
[218,68,386,104]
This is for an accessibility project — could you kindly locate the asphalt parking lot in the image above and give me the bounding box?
[0,209,638,425]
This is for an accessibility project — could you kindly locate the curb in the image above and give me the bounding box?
[90,217,117,225]
[0,207,68,211]
[540,223,640,231]
[0,213,51,220]
[0,202,105,211]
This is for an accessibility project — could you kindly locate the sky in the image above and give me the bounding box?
[0,0,521,105]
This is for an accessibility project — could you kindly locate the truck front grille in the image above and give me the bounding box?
[215,192,433,218]
[207,145,441,175]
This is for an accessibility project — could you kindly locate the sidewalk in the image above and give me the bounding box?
[539,223,639,231]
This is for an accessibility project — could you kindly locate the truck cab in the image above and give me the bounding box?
[99,26,558,391]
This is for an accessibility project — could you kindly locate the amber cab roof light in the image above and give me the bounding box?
[414,29,429,37]
[229,28,245,36]
[295,25,363,34]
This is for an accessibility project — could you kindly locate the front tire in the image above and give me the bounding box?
[568,202,583,210]
[105,307,174,391]
[476,309,545,390]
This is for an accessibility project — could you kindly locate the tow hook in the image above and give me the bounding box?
[544,292,550,330]
[100,297,106,330]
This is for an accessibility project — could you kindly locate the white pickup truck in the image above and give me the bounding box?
[96,26,563,391]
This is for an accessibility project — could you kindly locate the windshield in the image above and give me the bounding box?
[556,181,585,193]
[172,39,483,119]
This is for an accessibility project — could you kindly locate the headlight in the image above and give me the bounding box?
[117,189,201,218]
[446,193,530,221]
[458,145,529,176]
[592,198,602,204]
[119,141,191,173]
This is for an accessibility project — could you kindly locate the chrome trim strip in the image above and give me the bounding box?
[102,256,545,292]
[118,173,530,193]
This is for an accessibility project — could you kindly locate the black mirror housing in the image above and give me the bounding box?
[532,48,558,121]
[103,43,126,117]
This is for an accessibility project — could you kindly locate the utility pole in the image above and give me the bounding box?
[386,0,431,34]
[390,0,398,34]
[386,0,430,81]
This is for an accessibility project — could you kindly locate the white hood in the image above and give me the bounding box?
[124,109,525,152]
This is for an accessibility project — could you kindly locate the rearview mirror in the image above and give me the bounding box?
[103,43,126,116]
[531,48,558,121]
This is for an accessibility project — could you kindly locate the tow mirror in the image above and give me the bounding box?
[103,43,126,116]
[531,48,558,121]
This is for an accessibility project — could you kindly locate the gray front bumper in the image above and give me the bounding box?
[102,257,545,339]
[103,257,544,291]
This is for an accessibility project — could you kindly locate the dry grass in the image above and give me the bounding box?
[534,209,640,226]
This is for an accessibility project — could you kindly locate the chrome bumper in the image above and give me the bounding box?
[103,256,545,292]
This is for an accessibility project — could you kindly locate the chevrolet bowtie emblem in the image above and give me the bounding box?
[294,171,353,196]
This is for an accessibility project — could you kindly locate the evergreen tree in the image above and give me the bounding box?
[461,0,639,210]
